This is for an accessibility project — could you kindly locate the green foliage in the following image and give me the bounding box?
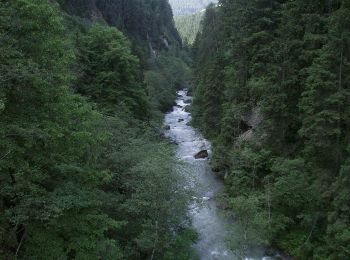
[324,146,350,259]
[145,54,191,112]
[96,118,194,259]
[0,0,195,259]
[192,4,225,138]
[163,228,199,260]
[0,0,123,258]
[192,0,350,258]
[228,194,270,258]
[57,0,183,64]
[175,12,204,44]
[76,24,150,118]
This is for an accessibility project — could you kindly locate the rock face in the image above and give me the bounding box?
[242,107,263,129]
[217,202,229,210]
[184,106,191,112]
[238,107,263,142]
[57,0,182,53]
[194,150,209,159]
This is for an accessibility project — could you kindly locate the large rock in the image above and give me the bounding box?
[217,202,229,210]
[239,129,254,142]
[194,150,208,159]
[238,107,263,142]
[242,107,263,129]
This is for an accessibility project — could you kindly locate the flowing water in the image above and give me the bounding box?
[164,90,236,259]
[165,90,277,260]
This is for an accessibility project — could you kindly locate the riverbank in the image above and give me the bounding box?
[165,90,281,260]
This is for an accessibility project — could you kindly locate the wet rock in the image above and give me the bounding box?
[242,107,263,129]
[210,251,221,258]
[164,125,170,130]
[206,191,214,196]
[176,105,183,108]
[239,129,254,141]
[203,191,214,200]
[194,150,208,159]
[211,166,220,173]
[184,99,192,104]
[178,118,184,122]
[217,202,229,210]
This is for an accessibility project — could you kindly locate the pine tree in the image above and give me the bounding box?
[0,0,123,258]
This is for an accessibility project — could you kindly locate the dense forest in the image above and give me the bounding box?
[172,0,217,45]
[192,0,350,259]
[175,11,204,45]
[2,0,350,259]
[0,0,196,259]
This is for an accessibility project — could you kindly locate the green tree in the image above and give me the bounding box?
[192,0,350,258]
[0,0,123,258]
[76,24,150,118]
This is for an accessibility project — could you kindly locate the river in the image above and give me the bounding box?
[165,90,278,260]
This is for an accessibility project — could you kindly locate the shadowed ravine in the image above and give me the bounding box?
[165,90,278,260]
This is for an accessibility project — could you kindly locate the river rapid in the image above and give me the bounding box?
[165,90,277,260]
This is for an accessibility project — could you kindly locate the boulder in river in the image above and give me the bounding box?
[178,118,184,122]
[194,150,209,159]
[164,125,170,130]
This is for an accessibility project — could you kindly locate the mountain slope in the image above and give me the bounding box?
[175,11,204,44]
[0,0,194,259]
[192,1,350,258]
[57,0,191,112]
[57,0,182,60]
[169,0,218,15]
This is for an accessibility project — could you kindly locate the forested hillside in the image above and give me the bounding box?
[0,0,195,259]
[175,11,204,44]
[4,0,350,259]
[57,0,183,63]
[169,0,218,15]
[192,1,350,259]
[171,1,218,45]
[57,0,191,112]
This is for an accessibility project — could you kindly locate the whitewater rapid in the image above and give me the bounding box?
[165,90,235,259]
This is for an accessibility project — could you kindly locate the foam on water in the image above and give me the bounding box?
[164,90,280,260]
[165,90,235,260]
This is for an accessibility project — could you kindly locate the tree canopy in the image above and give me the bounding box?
[192,0,350,258]
[0,0,195,259]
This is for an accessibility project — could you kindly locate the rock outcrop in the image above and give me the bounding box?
[238,107,263,142]
[194,150,209,159]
